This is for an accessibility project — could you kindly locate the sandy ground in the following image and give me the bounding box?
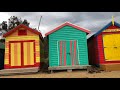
[0,70,120,78]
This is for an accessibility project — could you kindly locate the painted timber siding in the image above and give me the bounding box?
[97,34,105,64]
[49,26,89,67]
[88,22,120,66]
[3,24,43,69]
[88,36,99,65]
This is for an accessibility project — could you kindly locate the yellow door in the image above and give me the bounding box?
[103,34,120,61]
[10,41,35,67]
[23,42,34,66]
[113,34,120,60]
[10,43,21,66]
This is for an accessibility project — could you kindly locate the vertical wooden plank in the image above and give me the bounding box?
[11,43,14,66]
[30,42,34,65]
[60,41,62,66]
[27,42,31,65]
[66,41,71,65]
[17,43,21,66]
[9,42,11,66]
[14,43,18,66]
[62,41,64,66]
[64,41,66,66]
[34,41,36,65]
[74,40,77,65]
[70,40,73,65]
[21,42,24,66]
[24,42,28,65]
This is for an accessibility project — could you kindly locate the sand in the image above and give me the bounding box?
[0,70,120,78]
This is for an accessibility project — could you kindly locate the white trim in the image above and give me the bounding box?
[65,21,91,31]
[77,40,80,65]
[47,21,91,34]
[57,40,80,66]
[57,41,59,66]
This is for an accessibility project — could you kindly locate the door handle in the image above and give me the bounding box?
[67,53,71,55]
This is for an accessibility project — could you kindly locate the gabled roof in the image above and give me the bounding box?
[94,21,120,36]
[3,24,43,39]
[45,22,91,36]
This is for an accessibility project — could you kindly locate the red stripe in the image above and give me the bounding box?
[9,42,11,66]
[4,62,40,69]
[107,25,119,29]
[27,42,30,65]
[60,41,62,66]
[9,40,35,43]
[14,43,18,66]
[64,41,66,66]
[21,42,24,66]
[74,41,77,65]
[70,41,73,65]
[34,41,36,64]
[102,32,120,34]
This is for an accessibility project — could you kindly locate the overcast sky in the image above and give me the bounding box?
[0,12,120,37]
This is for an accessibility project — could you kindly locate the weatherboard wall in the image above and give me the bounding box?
[4,25,42,69]
[48,26,89,67]
[88,23,120,66]
[88,36,99,65]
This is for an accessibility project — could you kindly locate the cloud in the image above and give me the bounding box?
[1,12,120,37]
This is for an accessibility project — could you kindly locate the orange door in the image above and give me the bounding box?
[10,42,21,66]
[10,41,35,68]
[23,42,35,66]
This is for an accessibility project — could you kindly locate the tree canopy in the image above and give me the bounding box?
[0,16,30,32]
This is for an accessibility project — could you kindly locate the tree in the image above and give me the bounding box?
[8,16,30,31]
[0,21,8,32]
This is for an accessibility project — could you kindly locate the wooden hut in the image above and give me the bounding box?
[45,22,91,72]
[88,21,120,71]
[3,24,44,71]
[0,42,5,70]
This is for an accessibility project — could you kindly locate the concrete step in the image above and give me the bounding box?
[0,67,39,76]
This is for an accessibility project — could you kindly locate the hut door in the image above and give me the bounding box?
[23,42,34,66]
[10,42,22,67]
[58,40,79,66]
[103,34,120,61]
[10,41,35,67]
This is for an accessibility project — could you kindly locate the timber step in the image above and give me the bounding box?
[100,63,120,71]
[48,65,91,73]
[0,67,39,76]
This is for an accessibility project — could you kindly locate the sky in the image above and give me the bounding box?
[0,12,120,37]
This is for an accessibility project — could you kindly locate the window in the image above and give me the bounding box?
[18,30,27,35]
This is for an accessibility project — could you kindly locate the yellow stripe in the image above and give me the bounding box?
[5,48,9,52]
[36,46,40,51]
[14,43,18,66]
[30,42,34,65]
[6,36,39,40]
[24,42,28,65]
[17,43,21,66]
[11,43,14,66]
[5,59,9,64]
[36,57,40,62]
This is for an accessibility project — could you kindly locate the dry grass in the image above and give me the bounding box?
[0,70,120,78]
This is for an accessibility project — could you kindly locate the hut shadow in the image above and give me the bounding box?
[0,49,5,70]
